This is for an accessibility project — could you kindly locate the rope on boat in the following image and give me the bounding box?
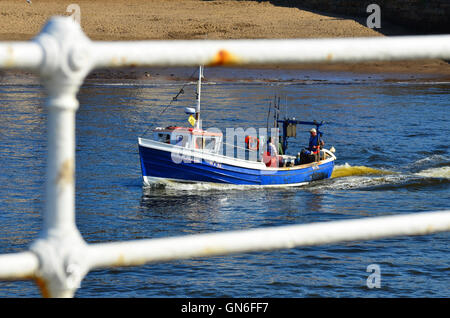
[140,68,199,138]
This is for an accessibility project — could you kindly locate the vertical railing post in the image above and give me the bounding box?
[28,17,93,298]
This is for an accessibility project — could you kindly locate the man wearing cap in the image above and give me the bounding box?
[298,128,325,164]
[308,128,324,155]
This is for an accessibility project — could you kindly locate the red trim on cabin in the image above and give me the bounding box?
[154,126,223,137]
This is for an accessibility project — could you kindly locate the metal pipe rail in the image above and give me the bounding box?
[3,35,450,71]
[2,210,449,275]
[85,210,450,269]
[92,36,450,67]
[0,16,449,297]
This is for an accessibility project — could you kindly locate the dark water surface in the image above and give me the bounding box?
[0,69,449,297]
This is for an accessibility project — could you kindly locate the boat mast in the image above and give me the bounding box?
[195,65,203,129]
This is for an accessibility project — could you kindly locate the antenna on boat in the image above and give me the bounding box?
[285,96,288,119]
[195,65,204,129]
[272,95,281,129]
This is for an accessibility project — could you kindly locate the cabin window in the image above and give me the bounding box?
[158,133,171,144]
[173,134,189,147]
[194,137,204,149]
[204,137,217,152]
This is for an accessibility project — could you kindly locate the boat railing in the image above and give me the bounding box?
[321,148,337,161]
[222,141,259,153]
[1,17,449,297]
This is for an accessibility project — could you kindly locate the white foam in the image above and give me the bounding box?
[144,178,308,191]
[309,174,410,191]
[409,155,450,168]
[415,166,450,179]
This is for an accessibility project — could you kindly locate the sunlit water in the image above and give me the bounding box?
[0,69,448,297]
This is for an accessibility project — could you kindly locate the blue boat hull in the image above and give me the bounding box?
[138,144,335,186]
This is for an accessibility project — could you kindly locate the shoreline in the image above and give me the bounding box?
[84,59,450,82]
[1,0,449,79]
[3,66,450,85]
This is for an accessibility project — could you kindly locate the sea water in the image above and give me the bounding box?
[0,69,448,297]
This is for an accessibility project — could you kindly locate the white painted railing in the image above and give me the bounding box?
[0,17,449,297]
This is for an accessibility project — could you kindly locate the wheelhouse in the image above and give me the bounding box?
[153,126,223,154]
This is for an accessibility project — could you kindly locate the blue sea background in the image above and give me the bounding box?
[0,68,448,297]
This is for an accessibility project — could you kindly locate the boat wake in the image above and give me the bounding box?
[307,162,450,191]
[330,163,392,178]
[144,179,261,191]
[143,178,308,191]
[415,166,450,179]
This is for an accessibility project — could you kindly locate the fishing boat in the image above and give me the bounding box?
[138,66,336,187]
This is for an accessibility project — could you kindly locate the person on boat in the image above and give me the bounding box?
[278,136,284,155]
[264,137,283,167]
[268,137,278,157]
[299,128,324,164]
[308,128,324,154]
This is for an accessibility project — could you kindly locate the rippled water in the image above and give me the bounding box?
[0,69,449,297]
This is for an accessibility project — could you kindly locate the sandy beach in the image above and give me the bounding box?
[0,0,449,79]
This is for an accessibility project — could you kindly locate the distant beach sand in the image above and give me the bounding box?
[0,0,449,80]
